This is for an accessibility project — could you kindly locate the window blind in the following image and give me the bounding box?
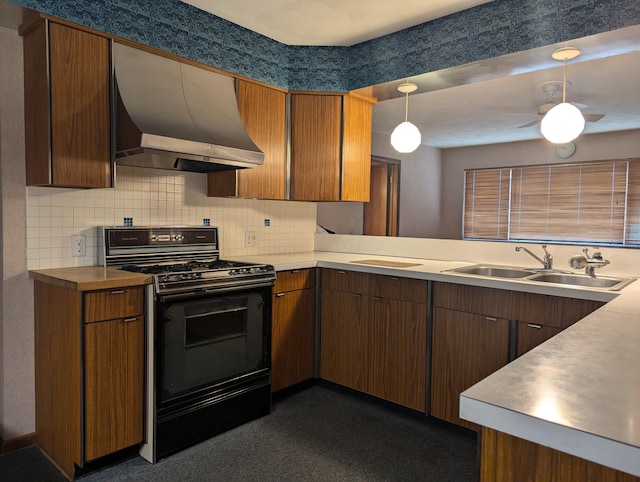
[463,159,640,246]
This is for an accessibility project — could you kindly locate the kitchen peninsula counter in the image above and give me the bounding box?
[232,245,640,477]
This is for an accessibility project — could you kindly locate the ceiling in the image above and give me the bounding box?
[181,0,494,46]
[183,0,640,149]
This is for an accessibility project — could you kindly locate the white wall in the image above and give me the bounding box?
[371,131,442,238]
[316,202,363,234]
[440,130,640,239]
[0,26,34,440]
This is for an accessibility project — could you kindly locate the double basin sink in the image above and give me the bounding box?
[446,264,635,291]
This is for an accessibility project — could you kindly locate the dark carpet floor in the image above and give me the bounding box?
[0,385,477,481]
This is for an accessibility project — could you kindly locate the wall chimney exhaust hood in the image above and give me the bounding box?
[113,43,264,173]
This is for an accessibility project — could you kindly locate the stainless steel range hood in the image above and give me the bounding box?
[113,43,264,173]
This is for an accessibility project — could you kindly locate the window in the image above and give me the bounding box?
[463,159,640,246]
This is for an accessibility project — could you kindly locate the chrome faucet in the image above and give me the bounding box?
[515,244,553,270]
[570,248,610,277]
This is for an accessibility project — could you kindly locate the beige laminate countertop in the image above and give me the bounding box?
[29,266,152,291]
[231,250,640,477]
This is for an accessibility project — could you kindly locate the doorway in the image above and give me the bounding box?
[364,156,400,236]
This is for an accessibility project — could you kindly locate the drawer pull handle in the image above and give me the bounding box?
[528,323,542,329]
[123,317,138,323]
[486,316,498,322]
[275,292,285,297]
[338,271,346,274]
[292,269,300,273]
[390,277,399,281]
[110,290,125,295]
[372,296,382,301]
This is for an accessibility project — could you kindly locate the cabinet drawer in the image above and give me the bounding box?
[321,268,369,294]
[274,268,315,293]
[432,282,511,318]
[84,287,144,323]
[509,291,604,329]
[370,274,427,303]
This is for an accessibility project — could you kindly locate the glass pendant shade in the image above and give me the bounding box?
[391,121,421,153]
[540,102,585,144]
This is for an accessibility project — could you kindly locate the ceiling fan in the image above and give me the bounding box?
[518,81,605,129]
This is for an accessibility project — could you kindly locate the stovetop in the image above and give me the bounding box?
[100,226,275,295]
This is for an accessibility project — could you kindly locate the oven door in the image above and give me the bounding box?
[157,287,270,403]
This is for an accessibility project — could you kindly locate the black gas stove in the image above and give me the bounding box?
[100,226,275,295]
[99,226,275,462]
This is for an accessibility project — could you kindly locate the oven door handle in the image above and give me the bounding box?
[158,280,274,302]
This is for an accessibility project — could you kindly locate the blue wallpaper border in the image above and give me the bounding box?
[11,0,640,91]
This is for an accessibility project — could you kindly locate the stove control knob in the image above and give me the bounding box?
[172,234,184,241]
[150,235,157,242]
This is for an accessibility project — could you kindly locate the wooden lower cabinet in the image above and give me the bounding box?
[320,288,369,392]
[369,297,426,411]
[430,307,510,429]
[517,321,562,357]
[319,269,428,411]
[480,427,640,482]
[271,269,316,392]
[34,281,145,479]
[431,282,605,430]
[84,317,144,461]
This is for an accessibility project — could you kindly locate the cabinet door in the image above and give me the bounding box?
[320,289,368,392]
[84,316,144,461]
[369,297,426,411]
[431,307,509,430]
[290,94,342,201]
[517,321,562,357]
[208,80,286,199]
[48,22,111,188]
[272,288,315,391]
[341,94,372,202]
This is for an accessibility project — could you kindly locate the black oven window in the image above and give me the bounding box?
[185,307,247,348]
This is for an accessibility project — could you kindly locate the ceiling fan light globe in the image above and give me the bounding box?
[540,102,586,144]
[391,121,422,153]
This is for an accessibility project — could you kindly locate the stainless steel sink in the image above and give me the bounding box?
[529,273,635,290]
[445,264,635,291]
[448,265,536,278]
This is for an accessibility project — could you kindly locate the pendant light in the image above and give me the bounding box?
[391,81,422,153]
[540,47,585,144]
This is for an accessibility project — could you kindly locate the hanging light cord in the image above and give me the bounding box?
[562,58,567,103]
[404,91,409,122]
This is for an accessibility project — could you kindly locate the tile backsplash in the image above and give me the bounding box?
[26,166,316,269]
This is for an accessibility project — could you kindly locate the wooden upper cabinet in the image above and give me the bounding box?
[207,80,287,199]
[23,19,112,188]
[290,92,374,202]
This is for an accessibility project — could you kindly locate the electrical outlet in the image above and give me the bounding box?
[245,231,256,247]
[72,235,86,257]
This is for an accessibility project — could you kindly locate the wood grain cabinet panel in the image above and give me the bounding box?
[510,291,604,329]
[368,297,427,411]
[207,80,287,199]
[23,19,112,188]
[84,316,144,461]
[271,269,316,392]
[290,93,374,202]
[480,427,640,482]
[84,287,144,323]
[433,282,511,319]
[321,268,369,294]
[516,321,562,357]
[33,280,145,479]
[320,288,369,392]
[431,307,510,430]
[320,269,427,411]
[290,94,342,201]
